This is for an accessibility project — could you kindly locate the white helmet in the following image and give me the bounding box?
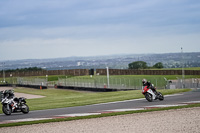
[142,79,147,84]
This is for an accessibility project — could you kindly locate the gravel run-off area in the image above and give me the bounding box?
[0,87,45,99]
[1,107,200,133]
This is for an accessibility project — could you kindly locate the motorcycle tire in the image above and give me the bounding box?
[157,92,164,101]
[145,93,153,102]
[2,104,12,115]
[21,104,29,114]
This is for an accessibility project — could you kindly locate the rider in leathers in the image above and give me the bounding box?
[142,79,157,94]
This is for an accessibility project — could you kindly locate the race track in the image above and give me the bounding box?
[0,89,200,124]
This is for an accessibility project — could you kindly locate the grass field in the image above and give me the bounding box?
[0,87,191,114]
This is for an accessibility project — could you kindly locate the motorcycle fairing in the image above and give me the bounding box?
[147,89,156,100]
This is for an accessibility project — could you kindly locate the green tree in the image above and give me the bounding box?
[5,67,43,72]
[153,62,164,69]
[128,61,148,69]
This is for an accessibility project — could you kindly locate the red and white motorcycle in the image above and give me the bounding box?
[142,85,164,102]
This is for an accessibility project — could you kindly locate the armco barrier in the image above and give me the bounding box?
[56,85,134,92]
[16,84,48,89]
[0,84,47,89]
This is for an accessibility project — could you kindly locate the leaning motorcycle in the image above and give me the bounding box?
[0,90,29,115]
[142,85,164,102]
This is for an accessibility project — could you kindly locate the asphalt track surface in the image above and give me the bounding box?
[0,89,200,123]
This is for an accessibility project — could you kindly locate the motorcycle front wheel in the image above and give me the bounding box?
[21,104,29,114]
[157,92,164,101]
[2,104,12,115]
[145,93,153,102]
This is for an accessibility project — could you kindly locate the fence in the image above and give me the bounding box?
[16,77,48,86]
[167,78,200,89]
[2,76,199,90]
[57,76,166,90]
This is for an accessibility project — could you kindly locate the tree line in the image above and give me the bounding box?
[128,61,164,69]
[1,67,44,73]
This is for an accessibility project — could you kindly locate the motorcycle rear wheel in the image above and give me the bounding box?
[2,104,12,115]
[21,104,29,114]
[145,93,153,102]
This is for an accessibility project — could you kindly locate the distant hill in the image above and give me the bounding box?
[0,52,200,70]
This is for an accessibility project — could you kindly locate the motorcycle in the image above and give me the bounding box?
[142,85,164,102]
[0,90,29,115]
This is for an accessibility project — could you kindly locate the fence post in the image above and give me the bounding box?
[106,67,110,88]
[156,79,157,88]
[65,76,67,86]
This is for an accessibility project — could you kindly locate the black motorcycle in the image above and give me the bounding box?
[1,90,29,115]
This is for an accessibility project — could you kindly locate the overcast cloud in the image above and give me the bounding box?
[0,0,200,60]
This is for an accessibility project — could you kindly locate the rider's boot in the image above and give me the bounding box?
[13,101,18,109]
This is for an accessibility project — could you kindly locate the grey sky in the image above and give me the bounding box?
[0,0,200,60]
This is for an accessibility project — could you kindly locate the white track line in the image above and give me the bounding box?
[164,93,184,97]
[8,118,52,122]
[103,108,144,112]
[182,101,200,104]
[86,93,184,106]
[145,104,187,108]
[85,98,145,106]
[27,94,184,113]
[56,113,101,117]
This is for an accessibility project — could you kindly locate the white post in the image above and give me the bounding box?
[181,47,185,88]
[106,67,110,88]
[65,76,67,86]
[46,75,48,88]
[10,74,12,85]
[3,62,5,83]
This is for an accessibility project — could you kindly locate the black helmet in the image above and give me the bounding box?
[3,90,14,98]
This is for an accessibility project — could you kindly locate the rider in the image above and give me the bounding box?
[3,90,18,109]
[142,79,157,94]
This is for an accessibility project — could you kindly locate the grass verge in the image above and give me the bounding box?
[1,103,200,128]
